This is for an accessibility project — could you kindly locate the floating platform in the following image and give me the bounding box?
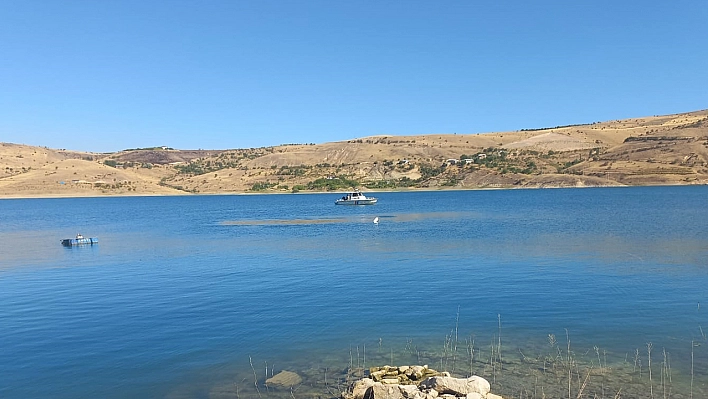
[61,237,98,246]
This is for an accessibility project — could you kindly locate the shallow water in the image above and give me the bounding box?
[1,187,707,398]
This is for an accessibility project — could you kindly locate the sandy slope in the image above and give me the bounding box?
[2,109,707,198]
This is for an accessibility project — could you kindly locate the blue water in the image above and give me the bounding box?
[1,187,707,398]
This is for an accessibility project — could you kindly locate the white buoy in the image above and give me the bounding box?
[373,216,379,224]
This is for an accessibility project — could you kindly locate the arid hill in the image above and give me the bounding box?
[1,110,707,198]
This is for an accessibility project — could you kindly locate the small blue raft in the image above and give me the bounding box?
[61,237,98,246]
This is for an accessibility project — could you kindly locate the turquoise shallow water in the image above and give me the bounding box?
[1,187,707,398]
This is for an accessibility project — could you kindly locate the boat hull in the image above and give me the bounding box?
[334,199,377,205]
[61,238,98,246]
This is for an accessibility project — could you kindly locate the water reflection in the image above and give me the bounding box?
[220,211,473,226]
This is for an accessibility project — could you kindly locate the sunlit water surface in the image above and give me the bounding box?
[1,187,707,398]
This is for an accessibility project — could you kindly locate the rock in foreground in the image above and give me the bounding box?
[343,365,503,399]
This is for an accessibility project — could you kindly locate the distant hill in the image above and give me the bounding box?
[1,109,707,198]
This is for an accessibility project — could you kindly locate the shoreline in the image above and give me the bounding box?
[2,182,701,200]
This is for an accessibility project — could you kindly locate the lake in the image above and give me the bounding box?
[1,186,707,398]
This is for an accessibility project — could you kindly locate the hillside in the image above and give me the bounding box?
[1,110,707,198]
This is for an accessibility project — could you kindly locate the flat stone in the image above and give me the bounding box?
[367,383,405,399]
[265,370,302,387]
[419,375,490,396]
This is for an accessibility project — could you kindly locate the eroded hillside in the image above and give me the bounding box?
[1,110,707,197]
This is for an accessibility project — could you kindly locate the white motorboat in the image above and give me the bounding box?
[335,191,378,205]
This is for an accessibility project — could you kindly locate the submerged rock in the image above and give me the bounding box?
[265,370,302,387]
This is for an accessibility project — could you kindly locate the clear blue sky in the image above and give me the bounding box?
[1,1,706,153]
